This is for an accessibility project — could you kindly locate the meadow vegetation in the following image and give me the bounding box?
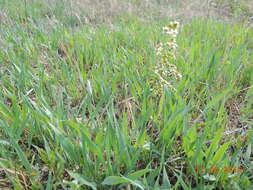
[0,0,252,189]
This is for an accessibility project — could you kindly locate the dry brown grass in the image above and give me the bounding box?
[64,0,252,25]
[60,0,220,24]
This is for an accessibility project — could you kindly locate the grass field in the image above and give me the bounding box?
[0,0,252,189]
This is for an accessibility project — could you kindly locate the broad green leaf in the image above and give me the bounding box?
[102,176,128,185]
[212,142,230,165]
[127,169,152,180]
[68,171,97,190]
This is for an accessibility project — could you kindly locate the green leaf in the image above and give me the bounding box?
[127,169,152,180]
[102,173,148,190]
[46,172,53,190]
[162,167,171,188]
[245,144,251,161]
[102,176,128,185]
[68,171,97,190]
[212,142,230,164]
